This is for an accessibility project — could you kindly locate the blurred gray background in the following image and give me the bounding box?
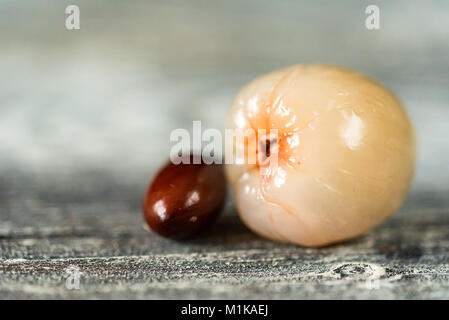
[0,1,448,299]
[1,0,448,189]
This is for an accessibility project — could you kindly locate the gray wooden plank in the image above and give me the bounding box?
[1,168,449,299]
[2,206,449,299]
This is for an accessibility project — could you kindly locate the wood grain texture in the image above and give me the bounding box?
[1,170,449,299]
[0,1,448,299]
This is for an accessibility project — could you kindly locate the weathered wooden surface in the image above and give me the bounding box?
[1,169,449,299]
[1,1,449,299]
